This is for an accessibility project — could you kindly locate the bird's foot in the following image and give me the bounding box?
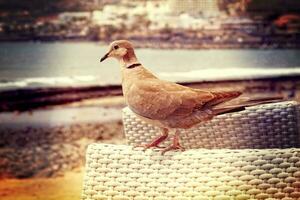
[134,143,164,150]
[161,143,185,155]
[161,131,185,155]
[134,131,169,151]
[145,144,165,150]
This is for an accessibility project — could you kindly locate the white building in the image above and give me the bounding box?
[168,0,220,16]
[59,12,91,22]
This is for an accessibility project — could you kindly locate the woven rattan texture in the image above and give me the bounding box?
[123,101,300,149]
[82,144,300,200]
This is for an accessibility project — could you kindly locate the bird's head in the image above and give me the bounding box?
[100,40,135,63]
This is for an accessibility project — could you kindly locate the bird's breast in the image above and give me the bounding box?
[122,82,167,120]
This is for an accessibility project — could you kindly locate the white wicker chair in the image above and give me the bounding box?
[82,101,300,200]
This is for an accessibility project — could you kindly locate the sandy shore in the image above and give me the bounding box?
[0,168,84,200]
[0,96,127,178]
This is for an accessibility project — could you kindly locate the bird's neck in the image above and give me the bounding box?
[120,56,156,84]
[120,52,158,103]
[119,49,157,82]
[120,48,138,67]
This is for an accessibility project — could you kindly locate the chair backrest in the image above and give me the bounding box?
[123,101,300,149]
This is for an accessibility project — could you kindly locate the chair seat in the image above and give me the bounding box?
[82,144,300,200]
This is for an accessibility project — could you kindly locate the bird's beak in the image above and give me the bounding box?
[100,52,109,62]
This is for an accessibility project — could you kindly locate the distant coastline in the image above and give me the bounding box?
[1,37,300,50]
[0,76,299,112]
[1,0,299,50]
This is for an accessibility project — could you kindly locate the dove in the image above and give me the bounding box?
[100,40,282,154]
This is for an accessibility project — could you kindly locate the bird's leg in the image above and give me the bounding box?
[142,128,168,149]
[161,130,185,155]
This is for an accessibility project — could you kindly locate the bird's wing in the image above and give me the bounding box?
[127,79,240,120]
[202,90,242,108]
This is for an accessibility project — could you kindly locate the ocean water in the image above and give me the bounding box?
[0,42,300,90]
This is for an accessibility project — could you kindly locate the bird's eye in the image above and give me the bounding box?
[113,45,119,50]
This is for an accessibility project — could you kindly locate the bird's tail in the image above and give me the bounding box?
[212,96,284,115]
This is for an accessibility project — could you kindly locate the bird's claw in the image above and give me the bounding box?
[134,132,169,151]
[161,143,185,155]
[134,144,165,151]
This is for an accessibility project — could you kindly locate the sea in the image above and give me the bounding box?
[0,42,300,91]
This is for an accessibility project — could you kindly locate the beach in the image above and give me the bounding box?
[0,42,300,199]
[0,78,300,199]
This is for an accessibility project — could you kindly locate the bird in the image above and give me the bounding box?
[100,40,282,154]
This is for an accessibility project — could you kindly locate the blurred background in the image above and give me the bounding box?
[0,0,299,199]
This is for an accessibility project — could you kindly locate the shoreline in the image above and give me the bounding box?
[0,85,123,112]
[0,76,300,112]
